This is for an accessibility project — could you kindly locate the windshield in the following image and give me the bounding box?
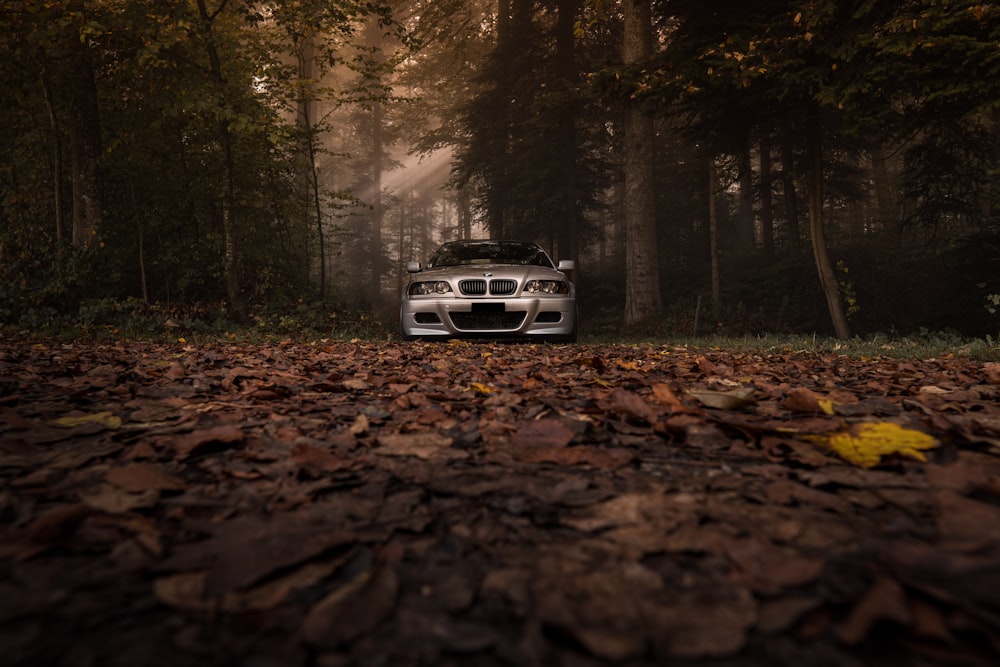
[427,241,554,269]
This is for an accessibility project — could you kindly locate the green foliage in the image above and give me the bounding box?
[901,120,995,228]
[451,0,609,245]
[0,0,408,321]
[1,297,395,343]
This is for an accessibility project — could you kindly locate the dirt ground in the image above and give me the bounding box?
[2,339,999,666]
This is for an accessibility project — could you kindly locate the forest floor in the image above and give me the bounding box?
[2,338,1000,666]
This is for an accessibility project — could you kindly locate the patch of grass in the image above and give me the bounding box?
[1,299,396,345]
[577,330,1000,361]
[4,297,997,361]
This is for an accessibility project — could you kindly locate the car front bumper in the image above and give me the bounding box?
[400,296,576,338]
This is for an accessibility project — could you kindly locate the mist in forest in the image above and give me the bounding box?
[0,1,997,337]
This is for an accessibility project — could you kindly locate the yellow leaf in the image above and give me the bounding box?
[802,423,937,468]
[52,411,122,430]
[469,382,493,395]
[817,399,836,415]
[592,377,615,388]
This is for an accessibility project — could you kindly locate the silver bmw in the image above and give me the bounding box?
[400,240,577,342]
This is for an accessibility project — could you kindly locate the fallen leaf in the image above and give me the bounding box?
[513,418,574,448]
[837,577,911,645]
[290,443,353,474]
[376,432,463,459]
[153,571,212,612]
[28,503,93,544]
[650,383,689,413]
[511,444,634,469]
[603,388,658,423]
[342,378,370,391]
[1,408,32,431]
[105,463,185,493]
[80,484,159,514]
[688,387,756,410]
[802,422,938,468]
[302,565,399,647]
[161,514,354,595]
[51,411,122,430]
[783,387,835,415]
[350,413,370,435]
[174,424,244,459]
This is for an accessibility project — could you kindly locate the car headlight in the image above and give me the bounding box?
[524,280,568,295]
[408,281,452,296]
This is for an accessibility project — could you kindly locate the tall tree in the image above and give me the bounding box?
[552,0,581,262]
[195,0,246,322]
[806,108,851,338]
[622,0,662,324]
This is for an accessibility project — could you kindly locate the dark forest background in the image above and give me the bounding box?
[1,0,997,339]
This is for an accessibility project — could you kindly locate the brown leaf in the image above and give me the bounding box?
[727,536,825,594]
[164,362,187,380]
[512,418,574,448]
[350,413,370,435]
[174,424,244,459]
[153,571,212,612]
[161,514,354,595]
[603,388,659,423]
[647,587,757,658]
[105,463,185,493]
[376,431,463,460]
[837,577,911,645]
[80,484,159,514]
[650,383,689,413]
[935,490,1000,545]
[28,503,93,544]
[290,443,353,474]
[302,565,399,647]
[687,387,756,410]
[561,492,664,532]
[0,407,32,431]
[696,355,719,376]
[512,444,634,469]
[782,387,835,414]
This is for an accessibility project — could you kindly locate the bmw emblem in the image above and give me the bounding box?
[484,272,493,277]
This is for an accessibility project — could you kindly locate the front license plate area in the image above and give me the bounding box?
[472,302,505,313]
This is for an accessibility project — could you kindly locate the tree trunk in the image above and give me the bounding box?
[197,0,245,322]
[869,141,899,231]
[297,34,327,299]
[553,0,579,264]
[366,17,386,299]
[622,0,661,325]
[458,187,472,239]
[708,159,721,323]
[736,140,756,251]
[806,110,850,339]
[40,70,65,247]
[780,129,802,257]
[759,135,774,258]
[64,38,103,251]
[370,98,384,298]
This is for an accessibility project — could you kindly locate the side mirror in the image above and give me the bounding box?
[557,260,575,272]
[406,261,422,273]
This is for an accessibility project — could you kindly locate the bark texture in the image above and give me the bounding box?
[622,0,661,325]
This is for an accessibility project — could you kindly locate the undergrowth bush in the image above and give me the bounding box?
[1,299,393,342]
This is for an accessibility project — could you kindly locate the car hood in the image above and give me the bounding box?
[413,264,570,283]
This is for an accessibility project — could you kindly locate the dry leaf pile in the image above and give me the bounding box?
[2,339,1000,666]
